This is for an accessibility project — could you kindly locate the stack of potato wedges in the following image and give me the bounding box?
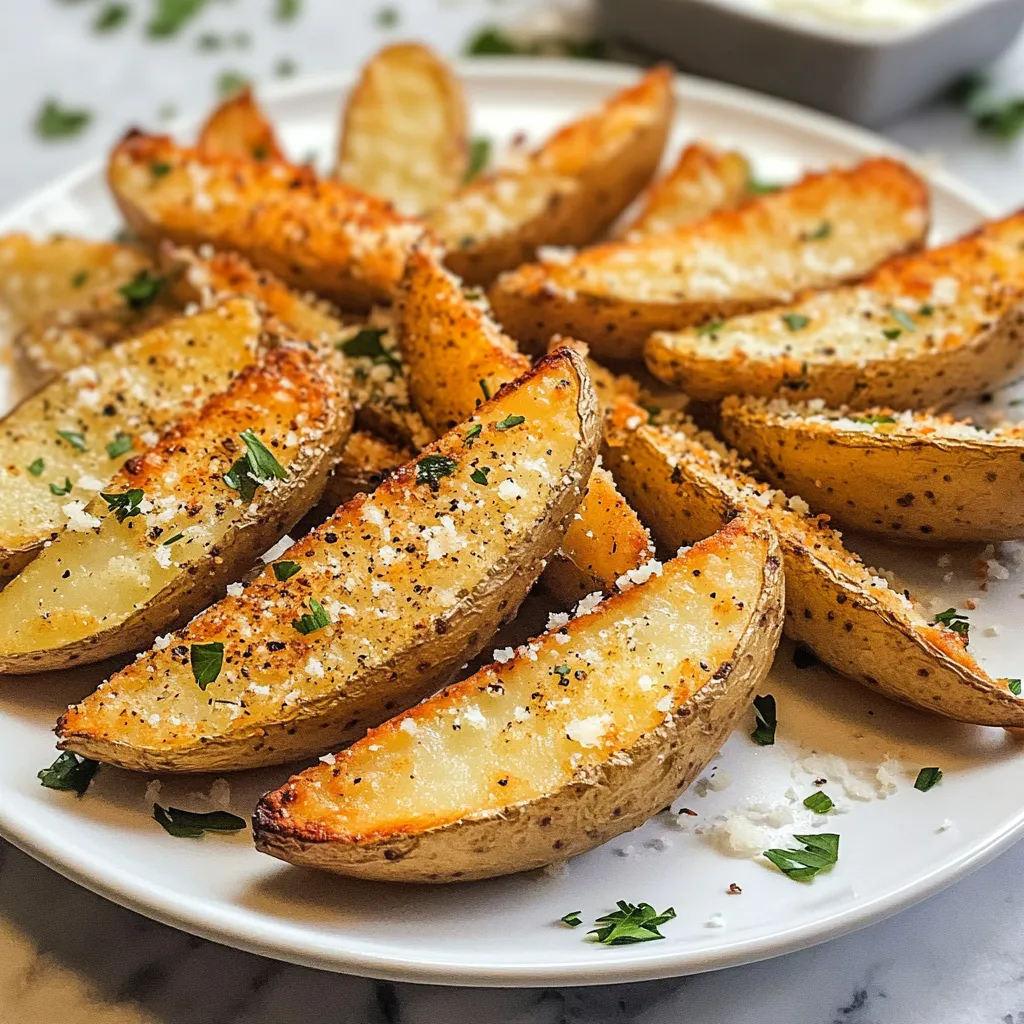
[2,43,1022,884]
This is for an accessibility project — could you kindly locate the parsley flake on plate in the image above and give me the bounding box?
[93,3,129,33]
[276,0,301,22]
[764,833,839,881]
[1008,678,1022,696]
[914,767,943,792]
[751,693,776,745]
[560,910,583,928]
[147,0,207,39]
[190,641,225,689]
[153,804,246,838]
[588,901,676,945]
[35,99,92,140]
[38,751,98,797]
[216,71,250,99]
[932,607,969,636]
[802,790,834,814]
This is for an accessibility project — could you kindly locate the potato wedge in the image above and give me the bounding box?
[0,346,349,673]
[719,396,1024,543]
[0,299,265,577]
[489,157,930,361]
[604,403,1024,727]
[622,142,751,239]
[108,132,427,310]
[645,210,1024,407]
[252,513,783,881]
[56,348,600,772]
[321,429,411,506]
[433,66,673,286]
[336,43,468,215]
[197,86,285,163]
[395,250,653,602]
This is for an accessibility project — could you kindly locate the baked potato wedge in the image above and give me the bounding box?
[645,209,1024,407]
[56,347,600,772]
[321,429,411,507]
[108,132,427,310]
[252,513,783,881]
[197,86,285,163]
[395,249,654,603]
[0,299,265,577]
[621,142,751,239]
[433,66,673,286]
[336,43,468,215]
[719,396,1024,543]
[489,157,930,361]
[604,403,1024,727]
[0,346,349,673]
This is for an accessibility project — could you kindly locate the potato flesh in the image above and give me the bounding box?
[288,531,766,839]
[0,300,262,559]
[0,348,328,655]
[197,88,285,163]
[59,356,591,751]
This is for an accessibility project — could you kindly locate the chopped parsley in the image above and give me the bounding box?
[1008,678,1022,697]
[933,607,969,635]
[918,303,934,317]
[106,432,133,459]
[292,597,331,635]
[479,378,492,402]
[35,99,92,140]
[57,428,87,452]
[697,320,724,336]
[802,791,834,814]
[751,693,776,746]
[560,910,583,928]
[802,221,831,241]
[463,25,605,59]
[100,488,145,523]
[153,804,246,838]
[338,327,398,369]
[49,478,73,496]
[150,161,172,177]
[882,327,902,341]
[71,270,89,287]
[26,458,45,477]
[496,414,525,431]
[223,429,289,502]
[162,532,184,546]
[275,0,301,20]
[553,664,571,677]
[764,833,839,881]
[275,57,297,78]
[416,454,457,492]
[781,313,810,332]
[947,73,1024,140]
[471,466,490,485]
[375,4,399,28]
[147,0,207,38]
[851,414,896,425]
[747,177,781,195]
[589,901,676,944]
[273,560,301,581]
[914,767,943,792]
[93,3,129,32]
[889,308,917,333]
[190,641,225,689]
[465,137,491,183]
[38,751,98,797]
[464,424,483,444]
[216,70,250,99]
[119,270,165,310]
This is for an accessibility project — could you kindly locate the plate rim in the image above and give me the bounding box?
[0,57,1011,988]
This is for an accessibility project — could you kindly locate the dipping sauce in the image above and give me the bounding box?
[736,0,957,30]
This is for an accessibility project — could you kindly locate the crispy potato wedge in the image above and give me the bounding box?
[108,132,427,310]
[433,66,673,286]
[336,43,468,215]
[646,210,1024,407]
[720,396,1024,543]
[622,142,751,239]
[320,429,411,507]
[57,348,600,772]
[197,86,285,163]
[395,250,653,602]
[604,403,1024,727]
[0,346,350,673]
[0,299,265,577]
[253,513,783,881]
[490,157,930,361]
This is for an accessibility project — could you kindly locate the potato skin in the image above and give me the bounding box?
[253,516,783,882]
[719,398,1024,543]
[0,346,350,674]
[57,348,601,772]
[319,429,410,507]
[604,409,1024,728]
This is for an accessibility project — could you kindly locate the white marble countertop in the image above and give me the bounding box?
[5,1,1024,1021]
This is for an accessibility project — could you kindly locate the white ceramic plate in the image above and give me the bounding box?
[1,60,1021,989]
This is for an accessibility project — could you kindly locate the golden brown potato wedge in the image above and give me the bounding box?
[108,132,428,310]
[336,43,468,214]
[645,210,1024,407]
[490,157,930,361]
[0,299,266,577]
[394,250,653,602]
[0,346,350,673]
[622,142,751,239]
[433,66,673,286]
[320,429,411,506]
[253,513,783,882]
[719,396,1024,543]
[197,86,285,163]
[604,402,1024,727]
[57,348,600,772]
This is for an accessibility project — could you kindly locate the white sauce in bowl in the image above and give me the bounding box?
[736,0,958,30]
